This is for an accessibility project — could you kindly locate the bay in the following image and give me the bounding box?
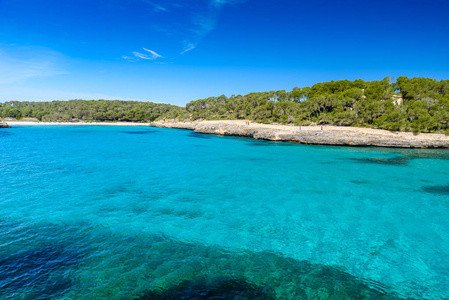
[1,125,449,299]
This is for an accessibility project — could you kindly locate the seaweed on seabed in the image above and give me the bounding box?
[133,238,403,299]
[0,130,11,137]
[350,179,369,184]
[122,130,158,134]
[0,245,81,299]
[187,132,212,139]
[422,185,449,195]
[138,276,276,300]
[246,140,272,147]
[353,156,408,166]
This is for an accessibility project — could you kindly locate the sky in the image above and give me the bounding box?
[0,0,448,106]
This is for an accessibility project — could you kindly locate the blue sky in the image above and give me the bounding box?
[0,0,448,105]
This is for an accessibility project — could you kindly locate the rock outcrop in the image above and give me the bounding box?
[0,121,11,128]
[150,120,449,148]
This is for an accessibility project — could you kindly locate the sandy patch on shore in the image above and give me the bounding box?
[6,121,151,127]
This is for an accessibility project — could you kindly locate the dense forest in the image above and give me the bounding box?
[1,77,449,133]
[185,77,449,133]
[0,100,183,123]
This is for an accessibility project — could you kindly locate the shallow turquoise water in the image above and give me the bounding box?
[1,125,449,299]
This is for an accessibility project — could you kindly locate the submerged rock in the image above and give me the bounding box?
[140,277,276,300]
[134,235,402,300]
[422,185,449,195]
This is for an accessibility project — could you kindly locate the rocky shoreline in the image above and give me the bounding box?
[149,120,449,148]
[0,121,11,128]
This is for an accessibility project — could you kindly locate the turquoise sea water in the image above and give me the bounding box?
[1,125,449,299]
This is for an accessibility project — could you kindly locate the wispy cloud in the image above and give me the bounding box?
[124,48,164,62]
[143,48,163,58]
[122,55,135,61]
[154,5,168,12]
[0,46,67,84]
[181,0,244,54]
[191,13,217,36]
[180,43,196,54]
[0,46,130,101]
[137,0,244,56]
[142,0,169,12]
[210,0,240,9]
[0,86,129,102]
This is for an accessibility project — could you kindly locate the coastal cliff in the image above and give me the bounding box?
[150,120,449,148]
[0,121,11,128]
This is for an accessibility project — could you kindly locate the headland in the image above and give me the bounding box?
[0,121,11,128]
[150,120,449,148]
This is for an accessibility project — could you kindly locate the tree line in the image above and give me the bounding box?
[0,100,183,123]
[1,76,448,133]
[185,76,449,133]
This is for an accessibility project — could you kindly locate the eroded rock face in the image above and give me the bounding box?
[149,120,449,148]
[0,121,11,128]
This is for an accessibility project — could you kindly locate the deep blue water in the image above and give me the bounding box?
[1,125,449,299]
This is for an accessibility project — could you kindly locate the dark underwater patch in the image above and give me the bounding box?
[0,245,82,298]
[353,156,408,166]
[422,185,449,195]
[0,131,11,137]
[122,130,158,134]
[350,180,369,184]
[132,204,149,215]
[245,156,271,163]
[395,148,449,161]
[246,141,272,147]
[187,132,212,139]
[277,142,295,146]
[140,277,275,300]
[132,235,401,300]
[70,130,95,133]
[356,148,449,163]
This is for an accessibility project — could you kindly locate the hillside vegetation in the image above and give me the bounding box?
[0,100,183,123]
[185,77,449,133]
[1,77,448,133]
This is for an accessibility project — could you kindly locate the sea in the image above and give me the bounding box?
[1,125,449,299]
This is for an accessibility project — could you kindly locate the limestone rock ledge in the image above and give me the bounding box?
[149,120,449,148]
[0,121,11,128]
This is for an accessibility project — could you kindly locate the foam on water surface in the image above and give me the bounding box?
[1,126,449,299]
